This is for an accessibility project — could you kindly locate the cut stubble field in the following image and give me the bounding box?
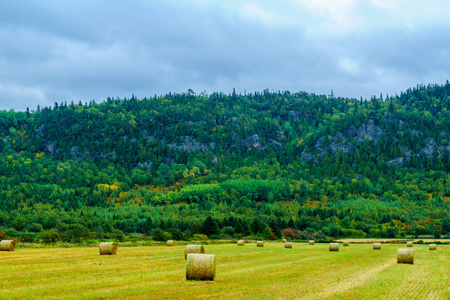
[1,243,448,299]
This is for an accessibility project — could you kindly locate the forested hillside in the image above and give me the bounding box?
[1,83,450,243]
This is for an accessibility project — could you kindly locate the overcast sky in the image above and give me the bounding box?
[1,0,449,111]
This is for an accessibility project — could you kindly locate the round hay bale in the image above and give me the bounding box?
[167,240,175,246]
[282,239,287,243]
[373,243,381,250]
[186,254,216,281]
[0,240,16,251]
[285,242,292,249]
[407,241,413,247]
[343,241,349,246]
[237,240,245,246]
[329,243,339,251]
[429,244,437,251]
[309,240,314,245]
[257,241,264,247]
[99,242,117,255]
[184,245,205,260]
[397,249,415,264]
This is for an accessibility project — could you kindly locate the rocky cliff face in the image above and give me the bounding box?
[387,137,450,166]
[32,108,450,169]
[346,120,384,142]
[167,136,215,153]
[301,119,384,161]
[300,118,450,165]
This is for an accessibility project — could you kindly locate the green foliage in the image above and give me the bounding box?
[38,230,59,243]
[167,228,183,241]
[152,229,167,242]
[0,83,450,242]
[110,229,125,242]
[222,226,235,236]
[192,234,208,240]
[263,227,275,240]
[201,215,219,237]
[27,223,44,232]
[60,224,91,243]
[21,234,37,243]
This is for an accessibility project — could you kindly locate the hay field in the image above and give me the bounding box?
[1,243,448,299]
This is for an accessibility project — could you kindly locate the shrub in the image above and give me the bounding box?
[263,227,275,240]
[323,224,341,237]
[341,228,366,238]
[281,228,300,240]
[27,223,44,233]
[111,229,125,242]
[297,230,314,240]
[313,230,327,240]
[192,234,208,240]
[167,228,184,241]
[5,229,19,237]
[39,230,59,243]
[21,235,37,243]
[152,229,167,241]
[60,224,91,243]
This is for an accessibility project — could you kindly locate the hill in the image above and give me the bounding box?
[1,83,450,242]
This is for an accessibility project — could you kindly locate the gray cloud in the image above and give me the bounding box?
[0,1,449,111]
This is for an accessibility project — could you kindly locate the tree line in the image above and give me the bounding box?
[0,83,450,243]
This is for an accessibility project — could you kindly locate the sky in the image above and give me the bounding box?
[1,0,450,111]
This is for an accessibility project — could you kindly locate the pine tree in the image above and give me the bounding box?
[201,215,219,237]
[142,217,153,234]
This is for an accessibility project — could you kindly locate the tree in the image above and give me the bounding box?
[141,217,153,235]
[434,230,441,239]
[201,215,219,237]
[167,228,184,240]
[339,216,351,229]
[263,227,275,240]
[157,163,171,184]
[282,228,300,240]
[61,224,91,243]
[250,220,260,234]
[443,218,450,234]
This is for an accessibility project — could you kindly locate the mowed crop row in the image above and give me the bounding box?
[1,243,448,299]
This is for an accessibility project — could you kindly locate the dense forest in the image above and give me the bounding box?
[1,83,450,243]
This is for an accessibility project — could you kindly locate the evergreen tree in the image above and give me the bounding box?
[201,215,219,237]
[142,217,153,235]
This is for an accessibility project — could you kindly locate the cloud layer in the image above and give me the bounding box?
[1,0,449,111]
